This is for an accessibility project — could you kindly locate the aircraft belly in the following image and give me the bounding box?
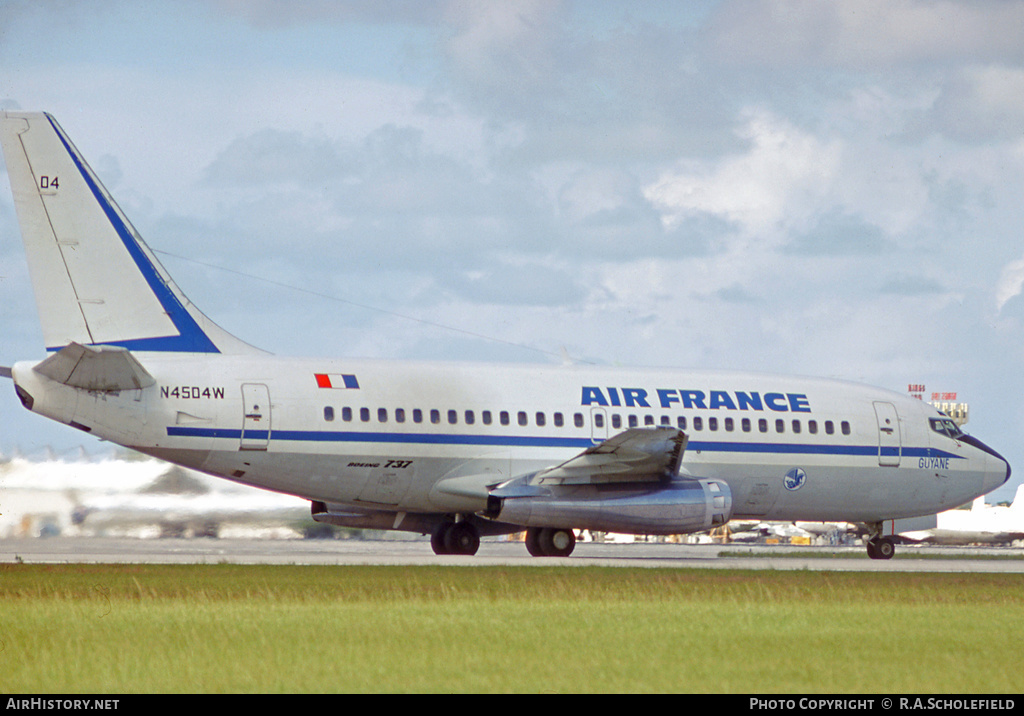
[192,446,500,513]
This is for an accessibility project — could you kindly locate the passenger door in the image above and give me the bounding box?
[873,401,901,467]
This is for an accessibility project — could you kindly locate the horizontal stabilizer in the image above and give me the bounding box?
[33,342,155,391]
[0,366,11,379]
[534,427,687,485]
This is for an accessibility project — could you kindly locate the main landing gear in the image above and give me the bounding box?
[430,520,578,557]
[525,527,576,557]
[431,520,480,556]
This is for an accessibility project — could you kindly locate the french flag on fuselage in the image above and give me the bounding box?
[314,373,360,389]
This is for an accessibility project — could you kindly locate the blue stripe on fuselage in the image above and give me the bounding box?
[164,425,963,460]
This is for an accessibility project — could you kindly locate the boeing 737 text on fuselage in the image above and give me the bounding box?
[0,112,1010,558]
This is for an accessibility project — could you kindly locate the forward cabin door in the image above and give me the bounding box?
[241,383,271,450]
[873,401,901,467]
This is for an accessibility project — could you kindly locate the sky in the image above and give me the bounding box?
[1,0,1022,501]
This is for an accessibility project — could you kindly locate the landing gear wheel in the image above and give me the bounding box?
[524,527,576,557]
[444,521,480,556]
[867,536,895,560]
[875,537,895,560]
[525,527,545,556]
[431,522,452,555]
[541,528,576,557]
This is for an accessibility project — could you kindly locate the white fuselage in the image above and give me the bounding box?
[12,353,1008,526]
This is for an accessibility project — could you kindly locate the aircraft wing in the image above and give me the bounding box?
[431,428,688,511]
[532,427,687,485]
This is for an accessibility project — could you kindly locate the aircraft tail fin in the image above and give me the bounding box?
[0,111,260,355]
[1009,484,1024,512]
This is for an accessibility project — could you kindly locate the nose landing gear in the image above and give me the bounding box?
[866,535,895,560]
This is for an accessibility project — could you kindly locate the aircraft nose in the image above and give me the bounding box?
[959,434,1011,493]
[983,446,1011,494]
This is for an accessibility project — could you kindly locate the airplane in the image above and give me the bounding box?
[0,111,1011,559]
[899,485,1024,546]
[0,453,308,538]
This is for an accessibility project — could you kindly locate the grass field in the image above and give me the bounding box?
[2,563,1022,693]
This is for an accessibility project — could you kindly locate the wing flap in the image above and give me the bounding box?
[534,427,687,485]
[33,342,155,391]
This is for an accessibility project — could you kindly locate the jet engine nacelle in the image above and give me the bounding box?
[488,479,732,535]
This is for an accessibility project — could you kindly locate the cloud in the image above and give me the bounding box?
[203,128,350,187]
[450,260,588,307]
[879,274,948,296]
[436,2,740,162]
[997,257,1024,313]
[642,110,841,237]
[922,65,1024,143]
[214,0,444,27]
[706,0,1024,70]
[783,209,890,256]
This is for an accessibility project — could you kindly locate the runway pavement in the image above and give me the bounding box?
[4,536,1024,572]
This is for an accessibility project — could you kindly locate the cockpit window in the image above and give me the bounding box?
[930,417,964,440]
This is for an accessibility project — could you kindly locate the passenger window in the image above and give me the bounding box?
[628,415,638,428]
[465,410,474,425]
[413,409,423,424]
[775,419,785,433]
[448,410,458,425]
[396,408,405,423]
[378,408,387,423]
[694,417,703,431]
[482,410,492,425]
[518,411,528,426]
[360,408,370,422]
[342,407,353,422]
[808,420,817,434]
[725,417,734,432]
[554,412,564,427]
[791,420,800,434]
[708,417,718,431]
[324,406,334,422]
[741,418,751,433]
[841,421,851,436]
[612,414,622,429]
[574,413,584,428]
[501,411,510,426]
[677,416,687,430]
[661,415,672,426]
[536,412,546,427]
[644,415,655,426]
[594,413,604,428]
[430,409,440,424]
[825,420,834,435]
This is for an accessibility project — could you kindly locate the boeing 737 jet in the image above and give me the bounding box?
[0,112,1011,559]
